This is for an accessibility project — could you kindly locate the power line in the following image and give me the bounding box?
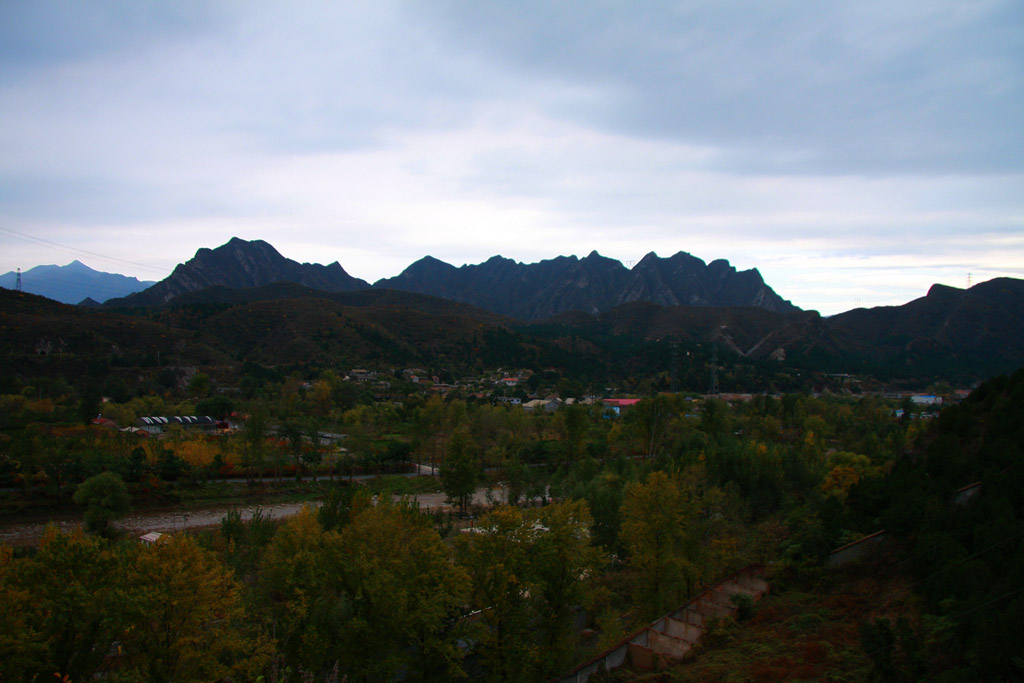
[0,225,170,276]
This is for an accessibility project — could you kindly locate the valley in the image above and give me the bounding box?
[1,240,1022,681]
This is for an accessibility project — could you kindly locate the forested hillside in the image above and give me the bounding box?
[3,360,1019,679]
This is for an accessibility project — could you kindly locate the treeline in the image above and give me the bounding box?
[5,360,1020,679]
[1,382,922,681]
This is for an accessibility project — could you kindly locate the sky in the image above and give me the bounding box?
[1,0,1021,315]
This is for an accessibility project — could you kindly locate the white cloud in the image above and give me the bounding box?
[1,0,1022,316]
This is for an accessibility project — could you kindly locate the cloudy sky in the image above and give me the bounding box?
[1,0,1021,314]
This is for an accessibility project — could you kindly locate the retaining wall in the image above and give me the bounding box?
[556,565,768,683]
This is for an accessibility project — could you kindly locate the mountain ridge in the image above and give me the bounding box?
[107,237,370,307]
[375,248,797,319]
[0,260,155,304]
[101,238,798,319]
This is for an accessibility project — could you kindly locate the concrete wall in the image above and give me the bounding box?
[556,565,768,683]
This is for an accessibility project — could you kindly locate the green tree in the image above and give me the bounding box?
[456,506,541,682]
[553,403,589,467]
[280,419,305,480]
[196,394,233,419]
[628,394,676,458]
[338,500,470,681]
[441,429,481,513]
[72,471,131,537]
[531,500,604,675]
[242,402,269,482]
[620,470,696,615]
[187,371,212,398]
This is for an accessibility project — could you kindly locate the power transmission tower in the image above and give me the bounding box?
[967,272,973,289]
[15,268,22,292]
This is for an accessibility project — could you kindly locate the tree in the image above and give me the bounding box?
[72,471,131,537]
[338,500,470,681]
[242,402,269,482]
[196,394,233,420]
[0,527,127,681]
[0,544,43,681]
[280,419,305,480]
[456,506,541,682]
[121,534,268,682]
[187,372,212,398]
[259,506,348,676]
[553,403,589,467]
[441,429,481,513]
[531,500,604,675]
[620,471,696,615]
[627,395,676,458]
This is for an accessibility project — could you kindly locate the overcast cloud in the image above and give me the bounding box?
[1,0,1021,314]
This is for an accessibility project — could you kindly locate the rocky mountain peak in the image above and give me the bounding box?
[106,237,370,307]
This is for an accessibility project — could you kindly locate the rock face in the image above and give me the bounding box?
[107,238,370,306]
[375,251,797,320]
[0,260,155,304]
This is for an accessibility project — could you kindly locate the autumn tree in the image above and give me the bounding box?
[120,534,268,682]
[0,544,41,681]
[0,527,127,681]
[259,505,348,677]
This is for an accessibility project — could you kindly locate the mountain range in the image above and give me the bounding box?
[106,237,795,319]
[375,250,796,319]
[6,237,1023,384]
[4,272,1023,388]
[0,260,155,305]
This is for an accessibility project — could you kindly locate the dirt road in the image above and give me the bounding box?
[0,487,505,546]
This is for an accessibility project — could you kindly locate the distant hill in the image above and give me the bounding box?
[375,250,797,320]
[4,274,1023,388]
[0,260,155,304]
[825,277,1024,379]
[106,237,370,307]
[551,276,1024,381]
